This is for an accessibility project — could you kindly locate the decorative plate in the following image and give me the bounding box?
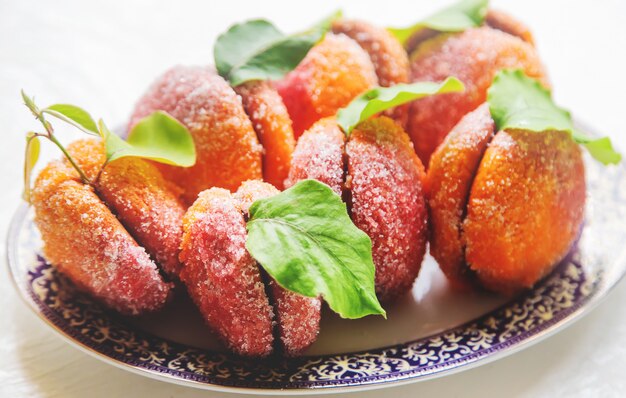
[7,146,626,395]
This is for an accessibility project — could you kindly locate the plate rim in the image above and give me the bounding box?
[7,172,626,395]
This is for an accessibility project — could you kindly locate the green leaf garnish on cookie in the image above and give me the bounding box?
[246,179,386,319]
[20,91,196,202]
[214,11,341,86]
[336,77,465,135]
[102,111,196,167]
[487,69,621,165]
[389,0,489,45]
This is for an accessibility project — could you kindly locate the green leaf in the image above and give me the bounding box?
[246,179,386,319]
[487,69,621,165]
[99,120,128,160]
[577,136,621,165]
[215,19,283,79]
[214,11,341,86]
[43,104,99,135]
[388,0,489,45]
[100,111,196,167]
[336,77,465,134]
[22,132,40,203]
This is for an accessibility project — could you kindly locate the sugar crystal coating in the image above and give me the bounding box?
[407,27,548,165]
[463,130,585,295]
[179,188,274,356]
[32,160,171,315]
[233,180,278,214]
[235,180,321,356]
[129,65,262,204]
[235,81,296,190]
[285,118,346,196]
[275,34,378,138]
[425,104,495,290]
[347,117,428,302]
[267,279,322,356]
[67,139,185,279]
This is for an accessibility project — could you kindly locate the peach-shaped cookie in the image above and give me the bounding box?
[427,106,585,295]
[235,180,321,356]
[275,34,378,138]
[286,116,428,301]
[179,188,274,356]
[129,65,262,204]
[32,160,171,315]
[235,81,296,190]
[406,27,547,165]
[66,139,186,279]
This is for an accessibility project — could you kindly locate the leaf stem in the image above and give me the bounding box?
[93,162,106,188]
[22,90,92,185]
[47,134,91,185]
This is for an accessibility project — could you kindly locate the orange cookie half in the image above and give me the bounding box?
[347,117,428,301]
[235,81,296,190]
[425,104,495,290]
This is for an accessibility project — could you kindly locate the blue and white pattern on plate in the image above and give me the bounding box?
[7,154,626,394]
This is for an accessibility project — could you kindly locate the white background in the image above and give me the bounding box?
[1,0,625,396]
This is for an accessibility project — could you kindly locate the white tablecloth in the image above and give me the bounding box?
[1,0,625,396]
